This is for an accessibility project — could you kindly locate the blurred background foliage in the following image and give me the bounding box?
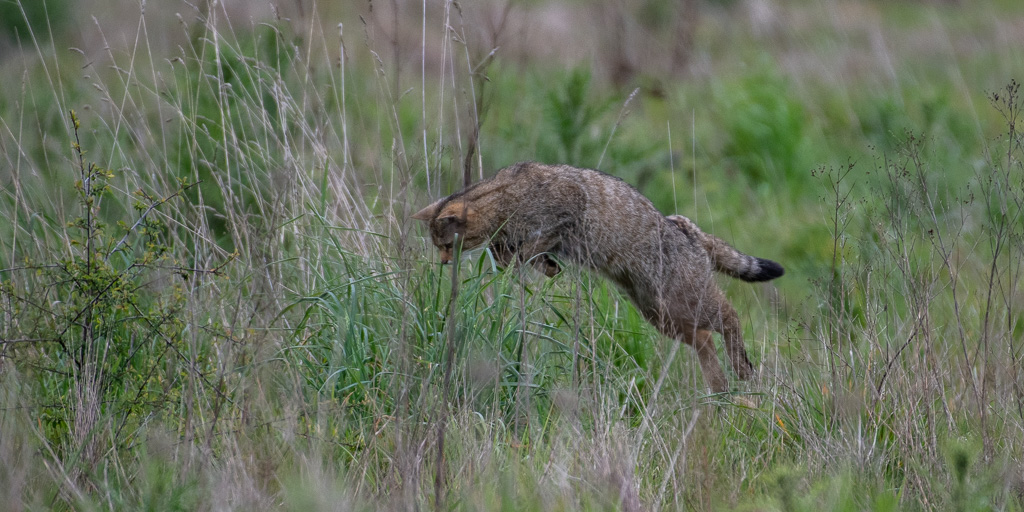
[1,0,1023,509]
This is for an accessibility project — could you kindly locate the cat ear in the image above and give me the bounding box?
[435,203,474,230]
[437,202,474,223]
[412,199,444,221]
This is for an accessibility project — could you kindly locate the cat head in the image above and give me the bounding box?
[412,198,489,264]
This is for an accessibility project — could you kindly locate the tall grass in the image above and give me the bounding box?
[1,1,1023,510]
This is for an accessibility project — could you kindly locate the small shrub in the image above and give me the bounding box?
[713,63,812,188]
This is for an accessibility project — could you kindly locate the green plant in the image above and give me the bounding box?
[1,112,221,494]
[0,0,70,43]
[713,63,812,188]
[2,1,1024,509]
[538,68,613,166]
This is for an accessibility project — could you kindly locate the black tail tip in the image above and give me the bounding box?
[747,258,785,282]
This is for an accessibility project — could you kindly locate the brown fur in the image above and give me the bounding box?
[665,214,784,282]
[412,162,783,393]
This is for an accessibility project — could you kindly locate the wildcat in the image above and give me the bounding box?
[412,162,783,393]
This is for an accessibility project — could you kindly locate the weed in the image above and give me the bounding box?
[1,111,226,503]
[0,1,1023,510]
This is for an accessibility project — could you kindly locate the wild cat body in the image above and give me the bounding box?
[413,162,783,393]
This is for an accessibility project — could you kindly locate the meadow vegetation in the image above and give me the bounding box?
[1,0,1023,510]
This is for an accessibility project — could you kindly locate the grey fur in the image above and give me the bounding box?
[413,162,784,393]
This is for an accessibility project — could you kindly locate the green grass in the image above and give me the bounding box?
[1,0,1024,510]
